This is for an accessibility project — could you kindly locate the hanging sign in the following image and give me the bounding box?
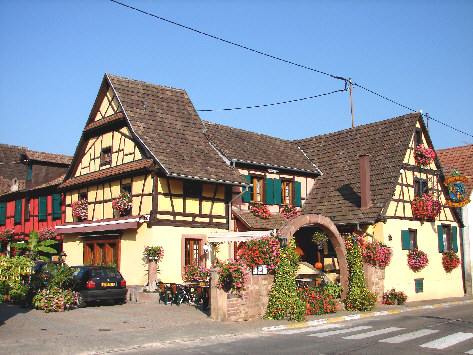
[444,174,470,207]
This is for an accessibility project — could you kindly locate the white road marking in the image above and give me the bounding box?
[420,332,473,349]
[343,327,404,340]
[465,349,473,354]
[279,324,343,335]
[379,329,440,343]
[308,326,372,337]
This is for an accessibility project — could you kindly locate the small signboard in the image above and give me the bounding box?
[252,265,268,275]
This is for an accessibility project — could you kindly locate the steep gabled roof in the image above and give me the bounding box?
[437,144,473,195]
[297,113,422,224]
[0,143,27,182]
[203,121,320,174]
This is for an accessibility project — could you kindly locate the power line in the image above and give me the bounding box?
[109,0,347,82]
[197,88,348,112]
[110,0,472,139]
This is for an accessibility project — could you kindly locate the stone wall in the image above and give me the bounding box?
[363,263,385,301]
[210,269,274,322]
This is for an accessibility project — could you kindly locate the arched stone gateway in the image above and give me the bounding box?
[279,214,348,300]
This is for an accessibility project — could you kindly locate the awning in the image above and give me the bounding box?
[207,230,274,243]
[55,217,142,234]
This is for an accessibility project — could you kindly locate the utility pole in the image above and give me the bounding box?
[349,78,354,128]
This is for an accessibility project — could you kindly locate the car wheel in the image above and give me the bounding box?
[77,293,87,308]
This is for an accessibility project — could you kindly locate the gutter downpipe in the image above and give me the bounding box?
[355,223,375,242]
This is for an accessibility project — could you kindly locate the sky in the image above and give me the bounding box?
[0,0,472,156]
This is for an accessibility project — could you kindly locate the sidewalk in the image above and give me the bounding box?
[1,295,472,355]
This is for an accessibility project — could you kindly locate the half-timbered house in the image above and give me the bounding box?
[0,148,71,253]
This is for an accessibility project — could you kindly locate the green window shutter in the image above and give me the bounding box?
[452,226,458,253]
[265,179,274,204]
[294,181,302,207]
[401,230,411,250]
[0,202,6,225]
[14,200,22,223]
[52,194,61,219]
[415,278,424,293]
[273,179,282,205]
[437,225,444,253]
[242,175,251,203]
[39,196,47,221]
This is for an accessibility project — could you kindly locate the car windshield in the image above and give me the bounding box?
[91,268,121,279]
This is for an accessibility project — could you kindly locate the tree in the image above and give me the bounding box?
[11,230,57,262]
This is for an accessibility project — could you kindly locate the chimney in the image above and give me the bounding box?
[359,155,372,210]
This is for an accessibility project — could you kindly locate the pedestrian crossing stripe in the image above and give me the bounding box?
[420,332,473,350]
[379,329,440,343]
[343,327,404,340]
[308,326,372,337]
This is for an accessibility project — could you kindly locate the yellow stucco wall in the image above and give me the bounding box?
[63,224,225,286]
[93,87,121,121]
[380,219,463,301]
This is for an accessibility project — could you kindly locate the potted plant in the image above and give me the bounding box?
[183,264,210,283]
[407,249,429,272]
[217,259,248,294]
[237,234,281,273]
[250,204,271,219]
[414,144,435,167]
[38,227,57,241]
[410,193,441,221]
[112,191,132,217]
[280,205,299,219]
[0,228,14,244]
[360,239,393,268]
[143,245,164,262]
[72,199,88,221]
[442,251,460,273]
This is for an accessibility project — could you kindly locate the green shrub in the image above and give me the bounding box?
[9,282,29,305]
[298,286,338,315]
[33,287,78,312]
[42,264,73,289]
[322,283,343,299]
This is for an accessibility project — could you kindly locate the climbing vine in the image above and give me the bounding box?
[265,238,306,321]
[343,233,377,311]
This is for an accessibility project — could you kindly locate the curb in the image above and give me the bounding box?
[262,299,473,332]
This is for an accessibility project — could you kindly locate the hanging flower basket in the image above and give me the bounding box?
[112,191,132,216]
[410,193,441,220]
[143,245,164,262]
[0,228,14,243]
[414,144,435,167]
[280,205,300,219]
[250,204,271,219]
[217,259,248,294]
[237,233,281,273]
[360,239,393,268]
[38,227,57,241]
[407,249,429,272]
[72,199,88,221]
[442,251,460,273]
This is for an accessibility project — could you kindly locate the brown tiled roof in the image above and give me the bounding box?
[203,121,320,173]
[0,143,27,181]
[0,176,25,195]
[233,209,288,230]
[59,159,154,189]
[24,150,72,165]
[297,113,422,224]
[84,112,125,132]
[106,74,247,186]
[437,144,473,195]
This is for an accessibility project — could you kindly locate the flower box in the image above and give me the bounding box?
[411,193,441,221]
[112,192,132,217]
[414,144,435,167]
[72,199,88,221]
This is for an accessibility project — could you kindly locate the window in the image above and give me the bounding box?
[414,178,429,197]
[83,237,119,267]
[101,147,112,166]
[14,200,22,224]
[79,192,88,201]
[415,278,424,293]
[250,176,264,203]
[414,129,423,147]
[24,198,31,221]
[438,224,458,253]
[52,194,61,219]
[39,196,47,221]
[27,165,32,181]
[401,229,417,250]
[122,184,132,195]
[185,239,201,266]
[281,181,294,205]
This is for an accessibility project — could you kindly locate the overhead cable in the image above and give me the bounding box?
[109,0,347,82]
[426,115,473,138]
[197,88,348,112]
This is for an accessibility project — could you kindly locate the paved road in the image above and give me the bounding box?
[120,303,473,354]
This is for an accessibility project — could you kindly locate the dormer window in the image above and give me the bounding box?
[101,147,112,166]
[414,129,423,147]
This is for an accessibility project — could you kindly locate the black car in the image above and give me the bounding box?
[70,265,127,307]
